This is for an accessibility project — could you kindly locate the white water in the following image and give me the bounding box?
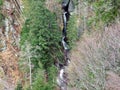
[62,37,69,50]
[57,68,67,90]
[63,12,67,26]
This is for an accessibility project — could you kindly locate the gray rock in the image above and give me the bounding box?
[68,0,75,12]
[62,0,69,6]
[62,0,75,12]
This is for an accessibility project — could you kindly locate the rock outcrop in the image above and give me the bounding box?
[0,0,24,89]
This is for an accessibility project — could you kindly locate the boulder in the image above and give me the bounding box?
[62,0,75,12]
[62,0,69,6]
[68,0,75,12]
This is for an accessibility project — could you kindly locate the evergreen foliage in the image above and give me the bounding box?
[21,0,62,69]
[32,64,57,90]
[15,83,22,90]
[20,0,62,89]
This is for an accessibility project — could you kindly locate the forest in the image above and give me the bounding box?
[0,0,120,90]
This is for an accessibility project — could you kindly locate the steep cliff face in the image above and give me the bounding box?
[0,0,119,90]
[0,0,23,89]
[67,24,120,90]
[65,1,120,90]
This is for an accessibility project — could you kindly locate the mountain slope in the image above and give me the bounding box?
[67,23,120,90]
[0,0,23,89]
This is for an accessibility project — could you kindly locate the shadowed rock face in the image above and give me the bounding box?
[62,0,75,12]
[62,0,69,6]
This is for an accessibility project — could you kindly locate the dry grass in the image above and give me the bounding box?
[67,23,120,90]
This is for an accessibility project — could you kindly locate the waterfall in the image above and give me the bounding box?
[56,0,74,90]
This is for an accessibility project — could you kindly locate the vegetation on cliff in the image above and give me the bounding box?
[66,0,120,90]
[18,0,120,90]
[19,0,63,90]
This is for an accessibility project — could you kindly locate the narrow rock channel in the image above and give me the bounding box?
[56,0,74,90]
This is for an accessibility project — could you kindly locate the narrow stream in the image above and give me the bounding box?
[56,0,71,90]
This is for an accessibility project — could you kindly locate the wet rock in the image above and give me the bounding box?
[62,36,69,50]
[62,0,75,12]
[57,68,67,90]
[62,0,69,6]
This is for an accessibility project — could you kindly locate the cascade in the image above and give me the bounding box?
[57,0,74,90]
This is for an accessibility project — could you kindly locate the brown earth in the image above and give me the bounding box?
[0,43,21,85]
